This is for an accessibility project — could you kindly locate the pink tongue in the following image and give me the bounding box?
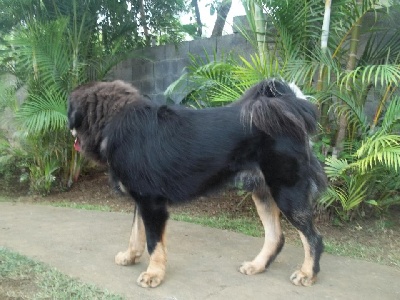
[74,138,81,151]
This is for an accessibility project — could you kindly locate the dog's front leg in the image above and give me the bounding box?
[115,205,146,265]
[137,232,167,288]
[136,198,169,288]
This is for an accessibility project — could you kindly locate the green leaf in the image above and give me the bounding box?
[365,199,378,206]
[16,86,67,133]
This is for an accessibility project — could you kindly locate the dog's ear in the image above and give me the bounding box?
[67,100,83,130]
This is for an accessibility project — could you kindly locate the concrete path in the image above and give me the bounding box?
[1,202,399,300]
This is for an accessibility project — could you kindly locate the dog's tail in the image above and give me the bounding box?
[236,79,318,144]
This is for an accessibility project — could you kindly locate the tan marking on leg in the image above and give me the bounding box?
[290,231,316,286]
[115,206,146,266]
[137,231,167,288]
[239,192,282,275]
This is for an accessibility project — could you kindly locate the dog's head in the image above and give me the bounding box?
[67,80,142,163]
[67,87,86,153]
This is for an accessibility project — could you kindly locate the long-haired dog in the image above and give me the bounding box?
[68,79,326,288]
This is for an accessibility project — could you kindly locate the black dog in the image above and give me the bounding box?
[68,79,326,288]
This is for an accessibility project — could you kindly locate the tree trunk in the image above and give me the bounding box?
[254,2,266,63]
[333,9,362,157]
[321,0,331,52]
[139,0,151,46]
[318,0,332,130]
[211,0,232,37]
[192,0,202,37]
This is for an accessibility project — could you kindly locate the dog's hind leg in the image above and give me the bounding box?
[136,198,169,288]
[274,185,323,286]
[115,205,146,265]
[239,188,284,275]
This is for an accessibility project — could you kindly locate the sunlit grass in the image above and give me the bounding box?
[171,212,264,237]
[44,200,113,212]
[0,247,124,299]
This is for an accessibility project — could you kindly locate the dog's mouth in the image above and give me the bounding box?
[71,129,81,152]
[74,137,81,152]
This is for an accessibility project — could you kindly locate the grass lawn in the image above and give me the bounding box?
[0,247,124,300]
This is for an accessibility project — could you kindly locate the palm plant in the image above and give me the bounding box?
[322,95,400,218]
[166,0,400,217]
[6,17,83,193]
[261,0,400,216]
[5,10,122,193]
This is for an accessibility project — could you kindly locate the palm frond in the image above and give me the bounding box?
[16,86,67,133]
[329,89,370,134]
[344,176,369,211]
[12,18,72,85]
[235,54,281,83]
[319,174,369,213]
[261,0,325,43]
[360,28,400,65]
[354,133,400,172]
[284,58,319,87]
[165,55,240,106]
[379,95,400,133]
[330,0,382,58]
[285,48,342,86]
[340,64,400,87]
[324,156,351,180]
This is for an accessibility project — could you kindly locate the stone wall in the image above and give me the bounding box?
[107,33,254,104]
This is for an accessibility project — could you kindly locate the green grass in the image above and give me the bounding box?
[0,197,113,211]
[171,212,264,237]
[0,196,12,202]
[0,247,124,299]
[323,238,400,268]
[43,201,113,212]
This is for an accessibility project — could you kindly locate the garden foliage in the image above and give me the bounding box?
[166,0,400,219]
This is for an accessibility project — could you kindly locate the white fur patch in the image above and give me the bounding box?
[288,82,307,100]
[100,137,108,152]
[71,128,77,137]
[118,181,128,194]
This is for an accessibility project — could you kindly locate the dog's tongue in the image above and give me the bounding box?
[74,138,81,152]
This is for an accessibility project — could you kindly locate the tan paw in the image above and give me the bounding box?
[239,261,265,275]
[115,251,137,266]
[290,270,316,287]
[137,271,164,288]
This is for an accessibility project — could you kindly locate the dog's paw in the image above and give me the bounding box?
[137,271,164,288]
[290,270,316,287]
[115,250,137,266]
[239,261,265,275]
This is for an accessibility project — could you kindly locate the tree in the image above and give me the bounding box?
[0,0,189,52]
[0,0,194,193]
[211,0,233,37]
[191,0,203,37]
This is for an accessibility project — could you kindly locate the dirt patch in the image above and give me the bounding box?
[4,170,400,269]
[0,277,38,299]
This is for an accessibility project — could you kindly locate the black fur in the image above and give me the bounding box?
[68,79,326,281]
